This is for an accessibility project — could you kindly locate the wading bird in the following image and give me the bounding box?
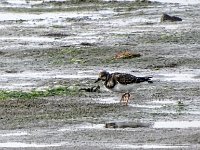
[95,71,153,105]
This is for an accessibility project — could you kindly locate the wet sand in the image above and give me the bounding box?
[0,0,200,149]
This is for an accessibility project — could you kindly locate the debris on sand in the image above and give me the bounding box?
[80,42,94,46]
[105,121,152,128]
[161,13,182,22]
[79,85,100,92]
[114,50,141,60]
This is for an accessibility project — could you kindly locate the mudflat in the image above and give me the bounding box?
[0,0,200,149]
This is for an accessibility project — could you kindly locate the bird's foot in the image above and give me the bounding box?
[120,93,130,106]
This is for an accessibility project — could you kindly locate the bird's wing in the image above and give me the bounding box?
[112,73,137,85]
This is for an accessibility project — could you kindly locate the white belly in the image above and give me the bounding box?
[109,83,134,93]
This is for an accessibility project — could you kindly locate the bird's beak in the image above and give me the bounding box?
[94,78,101,83]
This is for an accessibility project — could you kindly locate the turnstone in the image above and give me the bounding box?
[95,71,153,105]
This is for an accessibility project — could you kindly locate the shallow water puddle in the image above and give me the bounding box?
[98,97,165,107]
[153,24,186,30]
[115,144,188,149]
[151,110,200,115]
[0,132,29,137]
[0,10,110,22]
[97,97,118,104]
[6,0,199,5]
[101,0,200,4]
[153,121,200,128]
[0,142,188,149]
[0,71,96,80]
[60,121,200,132]
[153,0,200,5]
[0,71,97,90]
[105,17,159,28]
[0,142,67,148]
[155,73,200,82]
[5,0,43,5]
[58,123,105,132]
[0,36,55,42]
[129,104,163,109]
[150,100,177,105]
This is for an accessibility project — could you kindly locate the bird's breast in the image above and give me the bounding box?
[105,79,115,89]
[110,83,134,93]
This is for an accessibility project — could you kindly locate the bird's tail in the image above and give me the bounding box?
[135,76,153,83]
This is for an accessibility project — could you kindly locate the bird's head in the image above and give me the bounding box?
[95,71,110,83]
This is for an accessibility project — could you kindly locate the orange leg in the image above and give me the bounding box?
[120,93,130,106]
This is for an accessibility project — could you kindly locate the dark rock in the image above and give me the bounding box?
[0,51,5,55]
[161,13,182,22]
[135,0,151,4]
[43,33,71,37]
[5,70,23,73]
[80,42,94,46]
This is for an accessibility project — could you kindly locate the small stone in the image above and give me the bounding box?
[161,13,182,22]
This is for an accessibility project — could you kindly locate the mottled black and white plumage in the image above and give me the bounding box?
[95,71,153,105]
